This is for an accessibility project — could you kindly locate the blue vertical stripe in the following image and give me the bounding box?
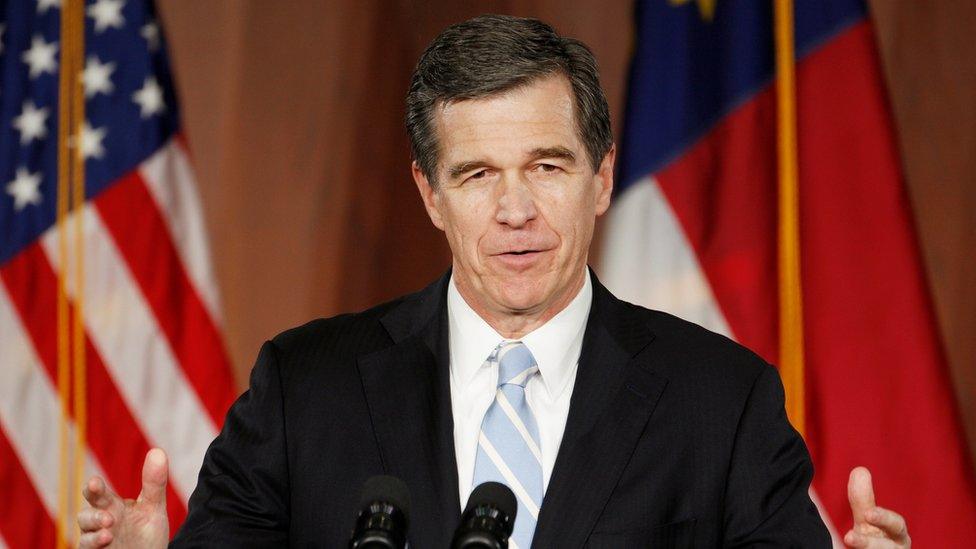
[616,0,867,193]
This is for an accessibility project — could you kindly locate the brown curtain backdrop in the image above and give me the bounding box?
[157,2,976,463]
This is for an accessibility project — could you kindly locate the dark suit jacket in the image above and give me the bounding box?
[172,270,830,547]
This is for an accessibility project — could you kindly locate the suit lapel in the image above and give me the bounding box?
[533,274,669,548]
[357,272,460,548]
[357,270,669,548]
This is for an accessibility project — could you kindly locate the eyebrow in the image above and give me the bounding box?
[527,146,577,164]
[446,146,578,179]
[447,160,491,180]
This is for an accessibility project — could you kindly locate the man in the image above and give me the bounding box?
[79,15,910,548]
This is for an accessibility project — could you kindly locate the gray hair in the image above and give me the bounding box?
[405,14,613,185]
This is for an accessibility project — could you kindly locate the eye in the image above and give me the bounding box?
[469,170,488,180]
[534,163,561,174]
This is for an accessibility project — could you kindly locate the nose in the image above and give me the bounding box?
[494,174,537,228]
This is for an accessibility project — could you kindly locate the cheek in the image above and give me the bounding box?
[542,187,594,241]
[441,196,489,257]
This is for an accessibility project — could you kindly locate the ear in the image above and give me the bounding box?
[412,161,446,231]
[593,144,615,216]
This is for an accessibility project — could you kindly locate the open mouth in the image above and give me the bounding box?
[490,247,551,271]
[493,249,548,268]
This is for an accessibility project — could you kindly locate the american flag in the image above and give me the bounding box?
[0,0,237,546]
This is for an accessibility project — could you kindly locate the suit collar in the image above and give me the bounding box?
[359,271,460,548]
[447,269,592,401]
[361,269,669,548]
[553,268,660,450]
[519,272,592,400]
[377,270,450,345]
[533,270,669,548]
[585,268,657,357]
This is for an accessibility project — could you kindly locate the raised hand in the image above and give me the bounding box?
[77,448,170,548]
[844,466,910,548]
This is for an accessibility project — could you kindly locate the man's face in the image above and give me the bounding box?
[413,75,614,326]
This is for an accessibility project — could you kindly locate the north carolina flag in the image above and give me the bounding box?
[601,0,976,544]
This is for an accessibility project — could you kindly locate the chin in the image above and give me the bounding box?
[493,284,550,314]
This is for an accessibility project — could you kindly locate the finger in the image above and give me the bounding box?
[848,466,876,525]
[844,530,886,548]
[77,507,114,532]
[866,506,909,541]
[137,447,169,506]
[82,476,118,510]
[844,529,864,547]
[78,529,113,549]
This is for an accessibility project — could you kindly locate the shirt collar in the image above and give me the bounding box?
[448,270,592,399]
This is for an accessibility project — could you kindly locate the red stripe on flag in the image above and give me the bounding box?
[796,21,976,543]
[0,424,55,549]
[0,243,188,535]
[95,171,236,426]
[655,89,780,364]
[173,132,193,161]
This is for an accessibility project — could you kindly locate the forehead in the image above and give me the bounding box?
[433,76,582,167]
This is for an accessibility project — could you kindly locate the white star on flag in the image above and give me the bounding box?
[21,34,58,79]
[87,0,126,34]
[37,0,62,14]
[6,167,43,211]
[132,76,165,118]
[83,56,116,98]
[141,21,160,51]
[80,122,108,159]
[13,101,50,144]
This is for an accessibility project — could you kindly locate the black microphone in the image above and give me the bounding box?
[450,482,518,549]
[348,475,410,549]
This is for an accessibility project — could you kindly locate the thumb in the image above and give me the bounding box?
[848,466,876,526]
[138,448,169,507]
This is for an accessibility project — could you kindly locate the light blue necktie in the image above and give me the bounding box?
[471,341,543,549]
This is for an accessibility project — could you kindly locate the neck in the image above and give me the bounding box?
[453,267,587,339]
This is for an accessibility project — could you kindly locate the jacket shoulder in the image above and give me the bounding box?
[618,299,772,385]
[270,296,403,352]
[257,293,415,386]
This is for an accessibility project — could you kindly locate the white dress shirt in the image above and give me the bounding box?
[448,270,592,509]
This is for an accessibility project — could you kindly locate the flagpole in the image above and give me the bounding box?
[774,0,806,437]
[56,0,87,546]
[70,0,89,537]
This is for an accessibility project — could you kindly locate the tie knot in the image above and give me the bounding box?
[492,341,538,388]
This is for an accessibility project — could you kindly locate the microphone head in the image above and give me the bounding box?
[350,475,410,549]
[360,475,411,523]
[464,481,516,522]
[450,482,517,548]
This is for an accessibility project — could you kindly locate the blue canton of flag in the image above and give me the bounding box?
[615,0,865,194]
[1,0,179,264]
